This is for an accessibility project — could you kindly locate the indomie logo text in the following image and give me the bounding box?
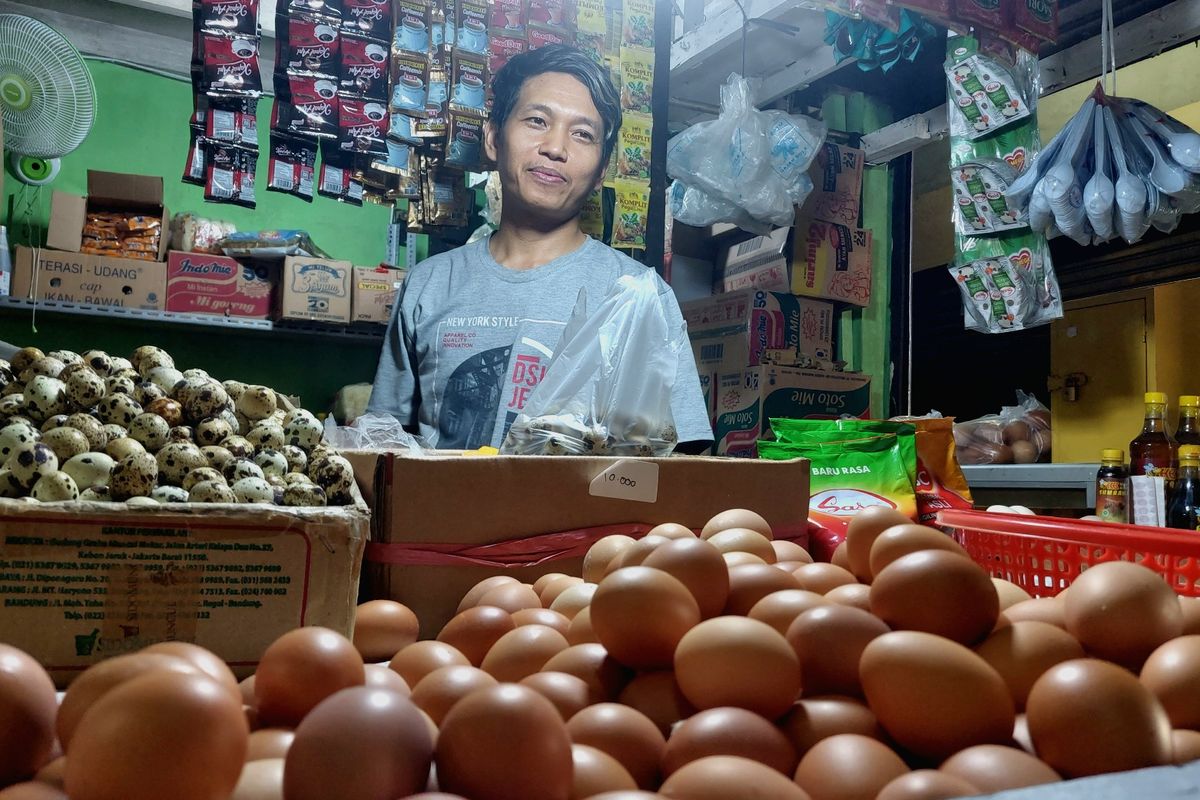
[177,259,234,277]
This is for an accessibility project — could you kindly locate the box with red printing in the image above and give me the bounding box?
[166,251,275,319]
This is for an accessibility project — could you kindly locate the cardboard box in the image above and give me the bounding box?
[166,251,276,319]
[359,452,811,635]
[0,496,368,686]
[801,142,865,227]
[713,227,791,294]
[48,170,170,261]
[712,365,871,457]
[13,245,167,311]
[352,266,405,324]
[791,219,873,307]
[278,256,353,324]
[683,290,836,387]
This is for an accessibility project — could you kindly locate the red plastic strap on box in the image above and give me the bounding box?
[366,523,810,569]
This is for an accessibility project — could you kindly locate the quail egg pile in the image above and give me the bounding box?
[0,345,355,507]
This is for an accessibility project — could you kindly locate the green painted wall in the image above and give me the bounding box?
[0,59,391,412]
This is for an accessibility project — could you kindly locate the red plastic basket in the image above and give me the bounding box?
[936,509,1200,598]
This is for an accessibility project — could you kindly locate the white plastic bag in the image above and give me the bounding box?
[322,412,429,452]
[501,272,684,457]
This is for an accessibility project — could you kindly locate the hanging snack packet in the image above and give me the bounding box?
[390,52,430,115]
[622,0,654,48]
[394,0,432,53]
[341,0,393,38]
[528,0,571,28]
[273,74,340,138]
[488,32,527,74]
[892,416,974,522]
[338,96,389,156]
[449,51,487,113]
[267,133,317,202]
[287,0,343,16]
[528,25,570,51]
[319,143,366,205]
[617,113,652,181]
[388,111,421,144]
[340,34,390,99]
[372,138,413,174]
[415,72,449,139]
[576,0,605,34]
[952,159,1025,234]
[445,111,485,169]
[194,0,260,36]
[194,30,263,99]
[620,47,654,115]
[454,1,489,53]
[611,180,649,249]
[196,97,259,148]
[946,51,1029,140]
[183,128,207,186]
[580,189,604,237]
[490,0,526,36]
[205,141,257,208]
[276,12,340,77]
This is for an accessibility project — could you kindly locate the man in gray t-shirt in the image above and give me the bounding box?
[367,45,712,452]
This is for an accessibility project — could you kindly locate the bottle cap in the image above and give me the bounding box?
[1182,395,1200,408]
[1181,445,1200,462]
[1101,449,1124,461]
[1146,392,1168,404]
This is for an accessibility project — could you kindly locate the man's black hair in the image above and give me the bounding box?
[490,44,623,167]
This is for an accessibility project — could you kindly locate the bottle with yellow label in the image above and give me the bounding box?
[1178,396,1200,447]
[1168,445,1200,531]
[1131,392,1178,486]
[1095,449,1128,523]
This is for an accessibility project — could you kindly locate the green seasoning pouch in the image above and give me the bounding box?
[758,434,918,538]
[772,419,918,492]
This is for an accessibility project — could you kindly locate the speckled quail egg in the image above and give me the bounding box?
[182,467,225,492]
[234,411,252,435]
[40,415,69,433]
[178,380,229,425]
[222,380,247,401]
[57,361,90,383]
[126,496,159,507]
[236,386,276,421]
[24,376,68,421]
[145,397,183,427]
[284,411,324,451]
[201,445,236,474]
[32,472,78,502]
[227,459,264,483]
[111,356,133,373]
[6,416,34,431]
[62,452,115,490]
[223,436,254,458]
[1,383,23,398]
[147,366,183,393]
[0,470,22,498]
[20,356,65,383]
[110,451,158,500]
[156,442,206,486]
[47,350,81,366]
[151,485,189,503]
[96,393,143,427]
[8,443,58,489]
[169,426,194,444]
[309,455,354,496]
[64,414,107,451]
[101,423,128,441]
[182,368,210,381]
[284,482,327,507]
[195,417,233,447]
[245,423,284,450]
[0,395,24,418]
[0,422,39,461]
[41,427,90,461]
[308,444,335,463]
[129,413,171,452]
[65,369,107,409]
[11,347,45,374]
[81,350,113,376]
[279,445,308,475]
[284,471,314,486]
[189,480,238,503]
[105,436,145,461]
[134,380,166,407]
[105,374,137,398]
[232,476,275,504]
[265,473,285,488]
[216,406,239,428]
[253,448,289,478]
[132,345,174,377]
[79,486,112,502]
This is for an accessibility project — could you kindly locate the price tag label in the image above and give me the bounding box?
[589,459,660,504]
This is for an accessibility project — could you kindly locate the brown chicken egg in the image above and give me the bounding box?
[549,583,599,619]
[992,579,1033,610]
[351,600,421,660]
[618,671,697,736]
[229,758,284,800]
[567,703,666,790]
[1026,658,1172,778]
[389,641,470,688]
[973,621,1085,710]
[778,695,883,757]
[1001,597,1066,629]
[540,576,585,608]
[726,564,803,615]
[0,784,68,800]
[786,604,890,697]
[364,663,412,694]
[870,551,998,645]
[643,537,731,619]
[543,643,634,702]
[793,734,910,800]
[479,582,542,614]
[513,608,572,635]
[141,641,241,699]
[832,540,852,571]
[647,522,697,540]
[747,590,830,636]
[1063,561,1182,669]
[824,583,872,612]
[861,631,1015,761]
[246,728,295,762]
[437,684,572,800]
[866,524,969,577]
[938,744,1061,792]
[66,671,248,800]
[437,606,517,666]
[411,665,499,725]
[1180,596,1200,635]
[661,755,808,800]
[591,566,701,669]
[534,572,572,595]
[875,770,980,800]
[519,671,593,720]
[584,535,638,583]
[572,744,639,797]
[606,536,671,575]
[567,606,599,645]
[771,540,811,563]
[701,508,772,539]
[1172,729,1200,763]
[33,756,66,790]
[707,528,777,563]
[586,794,664,800]
[845,506,913,581]
[792,563,858,595]
[662,707,797,776]
[255,627,365,727]
[723,552,767,568]
[0,644,56,787]
[480,624,570,682]
[1141,635,1200,729]
[458,576,520,613]
[674,617,800,719]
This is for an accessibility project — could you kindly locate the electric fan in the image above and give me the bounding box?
[0,13,95,185]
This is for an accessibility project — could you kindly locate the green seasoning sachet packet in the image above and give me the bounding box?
[771,419,918,491]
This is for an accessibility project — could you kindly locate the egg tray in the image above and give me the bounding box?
[937,509,1200,598]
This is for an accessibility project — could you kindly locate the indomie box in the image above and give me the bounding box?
[278,256,353,324]
[166,251,275,319]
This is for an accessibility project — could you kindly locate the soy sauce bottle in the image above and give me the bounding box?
[1095,449,1128,523]
[1168,445,1200,531]
[1131,392,1178,488]
[1177,395,1200,447]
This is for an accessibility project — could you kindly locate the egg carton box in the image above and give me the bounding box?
[0,489,368,687]
[973,761,1200,798]
[347,450,811,635]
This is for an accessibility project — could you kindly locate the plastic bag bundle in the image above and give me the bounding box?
[322,412,429,452]
[952,390,1051,465]
[501,272,685,457]
[1005,86,1200,246]
[667,75,826,231]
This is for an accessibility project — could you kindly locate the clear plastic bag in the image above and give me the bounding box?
[501,272,684,457]
[668,180,771,235]
[666,75,825,231]
[952,390,1051,465]
[322,412,430,453]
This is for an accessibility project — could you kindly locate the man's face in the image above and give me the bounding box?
[485,71,605,227]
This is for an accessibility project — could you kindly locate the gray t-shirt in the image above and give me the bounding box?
[367,234,713,450]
